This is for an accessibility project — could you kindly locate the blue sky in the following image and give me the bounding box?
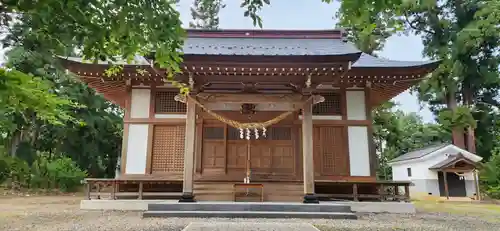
[176,0,435,122]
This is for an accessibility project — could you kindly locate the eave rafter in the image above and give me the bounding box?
[60,55,437,109]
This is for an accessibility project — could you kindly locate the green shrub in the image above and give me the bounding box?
[0,152,87,192]
[47,157,87,192]
[30,154,52,189]
[0,157,9,184]
[480,148,500,199]
[6,156,31,188]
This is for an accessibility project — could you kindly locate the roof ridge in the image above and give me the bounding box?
[186,29,345,39]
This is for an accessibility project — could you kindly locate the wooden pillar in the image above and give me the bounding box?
[474,169,481,201]
[138,182,144,200]
[179,98,196,202]
[85,182,91,200]
[302,99,318,203]
[111,181,116,200]
[443,171,450,200]
[404,184,410,202]
[353,184,359,202]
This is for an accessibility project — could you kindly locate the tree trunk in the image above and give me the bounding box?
[447,92,466,149]
[9,130,21,157]
[462,87,476,153]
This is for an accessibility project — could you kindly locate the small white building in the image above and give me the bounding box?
[389,144,482,199]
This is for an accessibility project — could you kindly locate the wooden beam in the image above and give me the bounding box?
[196,93,308,104]
[301,99,318,203]
[120,124,130,175]
[145,124,154,174]
[443,172,450,200]
[179,97,197,202]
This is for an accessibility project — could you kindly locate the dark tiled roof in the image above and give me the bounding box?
[59,30,439,67]
[352,53,438,68]
[389,143,450,163]
[183,37,360,56]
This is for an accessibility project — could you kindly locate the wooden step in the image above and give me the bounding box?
[142,210,357,219]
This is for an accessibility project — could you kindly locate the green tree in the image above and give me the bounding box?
[0,67,74,157]
[2,47,123,178]
[2,0,184,73]
[337,0,500,161]
[373,102,450,179]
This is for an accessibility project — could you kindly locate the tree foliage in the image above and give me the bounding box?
[337,0,500,159]
[373,102,450,179]
[2,0,184,73]
[1,47,123,179]
[481,148,500,199]
[0,68,73,129]
[190,0,225,29]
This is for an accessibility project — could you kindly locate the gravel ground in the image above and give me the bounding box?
[0,196,499,231]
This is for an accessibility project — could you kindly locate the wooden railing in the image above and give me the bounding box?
[83,178,182,200]
[315,180,413,202]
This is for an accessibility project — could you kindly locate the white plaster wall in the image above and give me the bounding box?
[346,91,366,120]
[347,126,370,176]
[392,165,409,181]
[464,172,477,197]
[125,124,149,174]
[154,114,187,119]
[130,89,151,118]
[391,146,461,180]
[391,147,479,197]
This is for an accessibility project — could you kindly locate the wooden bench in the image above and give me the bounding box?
[233,183,264,202]
[83,178,182,200]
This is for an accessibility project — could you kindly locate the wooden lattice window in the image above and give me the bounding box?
[203,127,225,140]
[155,91,187,113]
[313,93,341,115]
[313,126,348,176]
[151,125,185,173]
[267,127,292,140]
[227,127,241,140]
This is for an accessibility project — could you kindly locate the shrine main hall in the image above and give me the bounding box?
[63,29,438,203]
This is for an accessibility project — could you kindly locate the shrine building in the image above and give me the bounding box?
[62,29,438,203]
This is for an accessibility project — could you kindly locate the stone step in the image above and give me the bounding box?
[142,210,357,219]
[148,202,352,213]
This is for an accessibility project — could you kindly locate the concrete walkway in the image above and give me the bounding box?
[182,222,319,231]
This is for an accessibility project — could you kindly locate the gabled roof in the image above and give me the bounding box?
[428,154,478,170]
[389,143,450,163]
[389,143,483,164]
[60,29,437,67]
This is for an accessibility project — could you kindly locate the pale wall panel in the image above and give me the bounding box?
[346,91,366,120]
[154,114,187,119]
[125,124,149,174]
[130,89,151,118]
[348,126,370,176]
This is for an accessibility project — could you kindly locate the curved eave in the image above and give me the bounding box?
[369,81,419,107]
[349,60,440,76]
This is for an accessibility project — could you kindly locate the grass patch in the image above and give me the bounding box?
[314,225,405,231]
[414,200,500,222]
[414,200,500,214]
